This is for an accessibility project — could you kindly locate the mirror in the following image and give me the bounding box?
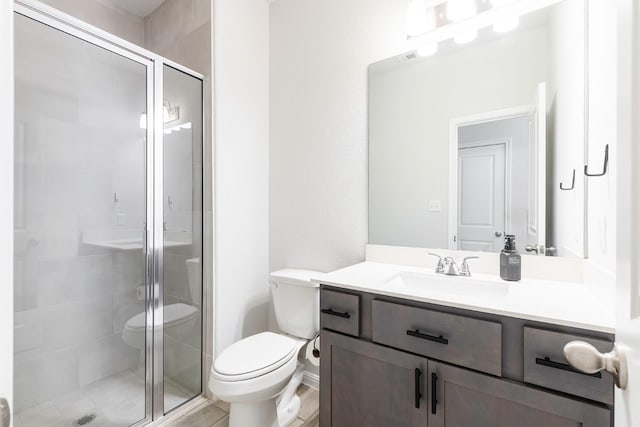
[368,0,589,257]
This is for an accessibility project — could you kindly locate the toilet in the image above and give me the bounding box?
[122,257,201,350]
[209,269,321,427]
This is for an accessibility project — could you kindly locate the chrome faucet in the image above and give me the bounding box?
[429,253,479,277]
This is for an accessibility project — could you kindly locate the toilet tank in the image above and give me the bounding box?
[270,269,321,340]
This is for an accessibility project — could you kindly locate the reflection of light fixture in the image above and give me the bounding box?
[163,101,180,123]
[447,0,476,22]
[164,122,193,134]
[493,16,519,33]
[406,0,437,37]
[416,42,438,57]
[454,29,477,44]
[138,101,181,130]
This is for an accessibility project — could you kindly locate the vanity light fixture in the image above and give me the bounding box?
[491,0,519,32]
[406,0,430,37]
[446,0,477,22]
[417,42,438,56]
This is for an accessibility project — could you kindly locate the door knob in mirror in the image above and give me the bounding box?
[494,231,502,237]
[563,341,628,389]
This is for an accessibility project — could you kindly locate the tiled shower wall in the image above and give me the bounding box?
[13,14,148,411]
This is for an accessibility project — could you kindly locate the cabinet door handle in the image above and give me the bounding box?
[535,357,602,378]
[321,308,351,319]
[407,329,449,345]
[414,368,422,409]
[431,372,438,415]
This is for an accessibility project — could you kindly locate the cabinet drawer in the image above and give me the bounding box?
[320,289,360,337]
[523,327,614,405]
[372,300,502,376]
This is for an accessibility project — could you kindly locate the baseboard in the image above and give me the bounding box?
[302,370,320,390]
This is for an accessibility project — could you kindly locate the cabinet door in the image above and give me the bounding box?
[428,362,611,427]
[320,330,429,427]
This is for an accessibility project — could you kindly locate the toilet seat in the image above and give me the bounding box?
[213,332,298,382]
[124,303,198,332]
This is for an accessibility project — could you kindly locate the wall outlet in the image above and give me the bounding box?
[428,200,442,212]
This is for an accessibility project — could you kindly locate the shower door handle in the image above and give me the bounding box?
[0,398,10,427]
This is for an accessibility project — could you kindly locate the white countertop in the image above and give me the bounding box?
[312,261,615,334]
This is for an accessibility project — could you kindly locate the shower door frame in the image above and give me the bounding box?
[13,1,206,424]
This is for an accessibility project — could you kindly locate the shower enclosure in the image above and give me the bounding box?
[13,2,204,426]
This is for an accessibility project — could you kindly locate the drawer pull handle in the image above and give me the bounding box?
[431,372,438,415]
[407,329,449,345]
[414,368,422,409]
[535,357,602,378]
[321,308,351,319]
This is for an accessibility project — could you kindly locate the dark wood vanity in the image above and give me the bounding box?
[319,285,614,427]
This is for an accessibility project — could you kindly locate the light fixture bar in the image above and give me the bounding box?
[407,0,563,42]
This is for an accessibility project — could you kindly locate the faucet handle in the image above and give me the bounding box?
[460,256,479,276]
[428,253,445,273]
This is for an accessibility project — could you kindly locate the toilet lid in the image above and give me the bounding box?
[126,303,198,330]
[214,332,297,378]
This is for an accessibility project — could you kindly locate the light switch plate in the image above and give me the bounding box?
[117,213,127,225]
[428,200,442,212]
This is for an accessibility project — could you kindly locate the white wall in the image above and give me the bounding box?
[213,0,270,356]
[369,27,549,249]
[270,0,413,273]
[586,0,617,280]
[547,0,586,258]
[0,0,14,417]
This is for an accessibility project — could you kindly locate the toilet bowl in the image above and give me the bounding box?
[209,269,321,427]
[122,302,198,349]
[122,257,201,350]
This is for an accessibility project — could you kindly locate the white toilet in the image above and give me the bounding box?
[209,269,320,427]
[122,257,201,350]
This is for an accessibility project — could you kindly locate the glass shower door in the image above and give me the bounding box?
[162,65,203,413]
[14,13,150,427]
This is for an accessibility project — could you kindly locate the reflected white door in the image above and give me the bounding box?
[0,0,13,424]
[527,82,547,254]
[457,143,506,252]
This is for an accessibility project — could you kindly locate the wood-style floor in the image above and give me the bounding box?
[165,385,319,427]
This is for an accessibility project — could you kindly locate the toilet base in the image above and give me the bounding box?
[229,400,278,427]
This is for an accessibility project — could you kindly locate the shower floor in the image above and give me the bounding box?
[14,370,194,427]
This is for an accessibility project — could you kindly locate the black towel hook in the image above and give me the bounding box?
[584,144,609,177]
[559,169,575,190]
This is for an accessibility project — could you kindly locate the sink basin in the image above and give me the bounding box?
[383,271,508,298]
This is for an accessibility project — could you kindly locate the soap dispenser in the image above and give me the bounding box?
[500,234,521,281]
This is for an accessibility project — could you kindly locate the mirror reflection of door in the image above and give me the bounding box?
[527,82,547,254]
[455,114,531,253]
[457,142,506,252]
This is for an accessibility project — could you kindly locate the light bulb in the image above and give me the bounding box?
[416,43,438,57]
[447,0,476,22]
[454,29,478,44]
[493,16,519,33]
[139,113,147,129]
[405,0,430,37]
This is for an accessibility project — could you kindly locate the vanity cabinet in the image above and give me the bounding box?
[429,361,610,427]
[321,330,430,426]
[319,286,614,427]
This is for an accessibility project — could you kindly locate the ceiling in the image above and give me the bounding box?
[103,0,166,18]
